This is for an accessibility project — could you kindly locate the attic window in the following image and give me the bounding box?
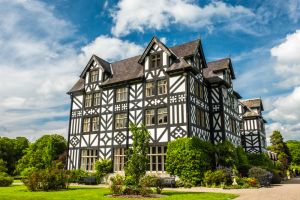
[90,70,99,82]
[150,53,161,69]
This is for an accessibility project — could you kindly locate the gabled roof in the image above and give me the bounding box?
[80,55,111,78]
[204,58,236,79]
[138,37,176,64]
[241,98,264,111]
[68,39,202,93]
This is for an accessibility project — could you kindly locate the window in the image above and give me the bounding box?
[93,93,101,106]
[115,113,127,129]
[157,80,167,95]
[196,109,206,128]
[158,108,168,125]
[90,70,99,82]
[114,148,125,172]
[230,118,237,134]
[145,109,155,126]
[116,87,128,102]
[194,81,204,99]
[81,149,98,172]
[148,146,167,172]
[83,118,90,132]
[92,117,99,131]
[85,94,92,107]
[146,82,155,97]
[150,53,161,69]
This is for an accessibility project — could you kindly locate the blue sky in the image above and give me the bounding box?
[0,0,300,142]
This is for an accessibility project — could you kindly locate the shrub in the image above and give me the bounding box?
[237,177,258,187]
[236,147,250,176]
[22,168,67,191]
[95,159,112,183]
[248,167,271,186]
[166,137,214,185]
[0,172,13,187]
[271,172,282,184]
[247,153,274,171]
[175,179,193,188]
[65,169,88,183]
[140,175,164,194]
[109,174,124,195]
[203,169,226,187]
[215,140,238,168]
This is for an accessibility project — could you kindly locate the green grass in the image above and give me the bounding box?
[0,185,238,200]
[13,179,22,183]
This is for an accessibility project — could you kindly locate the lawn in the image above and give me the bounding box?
[0,185,238,200]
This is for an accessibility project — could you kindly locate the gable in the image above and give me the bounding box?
[80,55,111,79]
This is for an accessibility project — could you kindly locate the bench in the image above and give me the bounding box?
[79,176,97,185]
[160,177,176,188]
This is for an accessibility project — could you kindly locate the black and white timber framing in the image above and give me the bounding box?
[66,37,267,172]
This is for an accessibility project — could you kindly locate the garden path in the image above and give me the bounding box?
[168,177,300,200]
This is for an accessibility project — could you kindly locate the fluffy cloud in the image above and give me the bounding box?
[111,0,255,37]
[79,36,143,63]
[0,1,145,140]
[271,30,300,88]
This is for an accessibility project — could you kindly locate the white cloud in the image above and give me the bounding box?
[79,36,144,63]
[271,29,300,88]
[0,0,146,139]
[111,0,255,37]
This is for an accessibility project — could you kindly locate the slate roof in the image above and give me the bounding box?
[68,39,200,93]
[241,98,264,111]
[204,58,236,79]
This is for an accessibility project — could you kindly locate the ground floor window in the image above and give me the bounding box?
[114,148,125,172]
[81,149,98,172]
[148,146,167,172]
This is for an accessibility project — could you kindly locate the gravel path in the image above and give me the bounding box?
[167,178,300,200]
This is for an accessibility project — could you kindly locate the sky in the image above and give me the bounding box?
[0,0,300,142]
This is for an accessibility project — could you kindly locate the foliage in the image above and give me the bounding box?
[16,134,67,175]
[94,159,112,183]
[175,179,193,188]
[0,137,29,175]
[271,172,282,184]
[65,170,88,183]
[248,167,271,186]
[236,177,258,188]
[0,185,239,200]
[236,147,250,175]
[165,137,214,185]
[22,168,67,191]
[109,174,125,195]
[140,175,164,194]
[286,140,300,166]
[124,123,150,188]
[269,130,290,170]
[247,153,274,171]
[215,140,237,168]
[203,169,226,187]
[0,172,13,187]
[0,159,7,173]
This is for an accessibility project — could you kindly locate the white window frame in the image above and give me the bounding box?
[145,109,155,126]
[146,82,155,97]
[90,70,99,82]
[85,94,92,107]
[157,80,167,95]
[115,113,127,129]
[116,88,128,102]
[157,107,168,125]
[114,148,125,172]
[93,93,101,106]
[83,118,90,132]
[148,146,167,172]
[81,149,98,172]
[92,117,99,131]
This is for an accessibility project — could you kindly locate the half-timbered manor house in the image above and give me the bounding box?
[67,37,266,172]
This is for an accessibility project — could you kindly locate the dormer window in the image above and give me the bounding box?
[90,70,99,82]
[150,53,161,69]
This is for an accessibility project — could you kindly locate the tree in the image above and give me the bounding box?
[16,134,67,175]
[286,140,300,165]
[0,137,29,175]
[215,140,237,168]
[165,137,214,185]
[269,130,290,170]
[124,123,150,188]
[236,146,250,175]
